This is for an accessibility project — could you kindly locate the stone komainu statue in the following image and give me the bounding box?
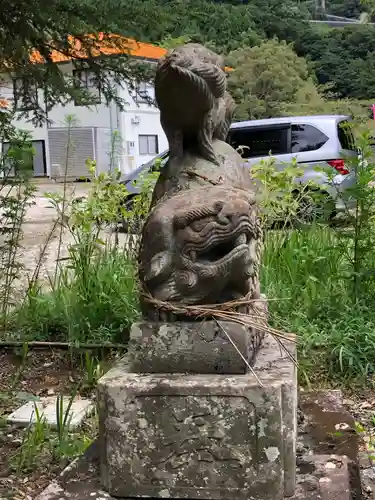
[155,43,235,166]
[139,43,264,323]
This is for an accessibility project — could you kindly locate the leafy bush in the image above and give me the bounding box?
[261,126,375,381]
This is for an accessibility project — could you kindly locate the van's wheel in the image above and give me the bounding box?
[120,216,143,234]
[294,188,336,225]
[119,196,144,234]
[127,215,143,234]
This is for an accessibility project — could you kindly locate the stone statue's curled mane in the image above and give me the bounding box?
[155,43,235,166]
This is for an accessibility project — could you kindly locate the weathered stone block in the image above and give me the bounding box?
[34,446,351,500]
[97,334,297,499]
[129,320,262,374]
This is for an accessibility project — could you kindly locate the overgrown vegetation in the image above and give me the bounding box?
[3,111,375,498]
[261,127,375,382]
[4,121,375,384]
[3,166,142,344]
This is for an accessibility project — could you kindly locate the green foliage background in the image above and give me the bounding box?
[3,0,375,122]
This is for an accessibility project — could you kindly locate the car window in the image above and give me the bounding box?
[291,124,328,153]
[337,121,356,151]
[228,126,290,158]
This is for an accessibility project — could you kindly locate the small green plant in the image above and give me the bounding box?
[12,341,30,388]
[250,156,326,228]
[0,120,36,326]
[13,340,29,362]
[14,403,48,473]
[82,351,104,388]
[54,392,75,459]
[53,389,92,460]
[124,164,159,238]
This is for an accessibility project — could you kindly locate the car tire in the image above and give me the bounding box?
[119,196,144,234]
[293,188,336,225]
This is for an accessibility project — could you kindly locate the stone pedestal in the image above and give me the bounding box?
[97,328,297,500]
[129,320,262,374]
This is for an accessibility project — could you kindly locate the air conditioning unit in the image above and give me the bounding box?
[131,116,140,125]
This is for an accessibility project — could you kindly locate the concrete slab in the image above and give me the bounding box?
[6,396,94,430]
[34,443,352,500]
[293,454,351,500]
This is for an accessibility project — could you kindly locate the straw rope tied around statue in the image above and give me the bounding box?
[142,292,298,387]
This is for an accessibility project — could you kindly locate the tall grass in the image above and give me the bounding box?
[262,225,375,381]
[2,121,375,385]
[6,246,139,344]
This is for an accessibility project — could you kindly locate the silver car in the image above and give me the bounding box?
[228,115,357,214]
[120,115,357,228]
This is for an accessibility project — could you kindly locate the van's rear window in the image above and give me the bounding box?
[228,126,290,158]
[338,121,356,151]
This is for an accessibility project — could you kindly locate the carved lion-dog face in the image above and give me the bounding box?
[138,185,262,310]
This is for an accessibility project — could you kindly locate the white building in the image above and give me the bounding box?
[0,38,168,179]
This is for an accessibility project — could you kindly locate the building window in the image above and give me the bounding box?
[139,135,159,155]
[13,78,38,111]
[72,69,101,105]
[135,82,154,103]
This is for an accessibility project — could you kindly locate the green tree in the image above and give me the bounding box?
[227,39,323,120]
[0,0,171,124]
[328,0,364,17]
[152,0,262,52]
[296,24,375,100]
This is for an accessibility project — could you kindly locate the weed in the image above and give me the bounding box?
[53,115,77,287]
[0,124,36,325]
[14,403,48,473]
[54,392,74,459]
[82,351,104,388]
[53,388,92,460]
[262,226,375,381]
[6,247,139,343]
[11,390,93,473]
[12,341,30,388]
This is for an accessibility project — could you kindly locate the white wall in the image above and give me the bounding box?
[0,76,50,175]
[118,81,168,173]
[0,62,168,177]
[47,62,113,130]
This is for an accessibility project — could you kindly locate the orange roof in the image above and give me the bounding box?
[28,34,233,71]
[0,37,231,108]
[30,33,168,64]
